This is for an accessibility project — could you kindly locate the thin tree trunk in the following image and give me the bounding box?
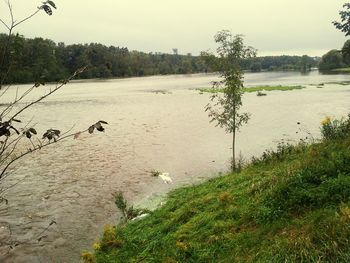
[232,130,236,171]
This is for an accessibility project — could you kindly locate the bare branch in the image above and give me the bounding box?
[12,8,41,28]
[0,127,89,180]
[7,0,14,27]
[0,84,36,119]
[0,174,28,195]
[0,84,11,98]
[0,135,24,167]
[10,67,86,121]
[0,18,10,30]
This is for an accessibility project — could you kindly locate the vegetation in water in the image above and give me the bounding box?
[114,191,150,223]
[197,85,305,94]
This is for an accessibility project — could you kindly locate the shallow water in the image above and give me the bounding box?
[0,71,350,262]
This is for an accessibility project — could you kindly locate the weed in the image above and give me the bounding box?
[320,114,350,140]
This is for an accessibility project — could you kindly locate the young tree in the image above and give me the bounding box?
[201,30,256,171]
[0,0,109,251]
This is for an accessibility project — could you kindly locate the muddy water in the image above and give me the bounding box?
[0,71,350,262]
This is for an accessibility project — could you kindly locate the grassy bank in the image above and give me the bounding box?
[331,67,350,74]
[86,118,350,263]
[198,85,305,94]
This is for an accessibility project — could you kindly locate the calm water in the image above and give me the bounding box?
[1,71,350,262]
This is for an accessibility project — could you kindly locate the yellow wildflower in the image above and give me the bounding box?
[321,116,331,126]
[92,242,101,250]
[176,241,188,251]
[81,252,95,263]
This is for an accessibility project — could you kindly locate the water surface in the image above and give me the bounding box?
[1,71,350,262]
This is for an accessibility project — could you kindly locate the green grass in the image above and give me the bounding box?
[89,133,350,263]
[197,85,305,94]
[331,67,350,73]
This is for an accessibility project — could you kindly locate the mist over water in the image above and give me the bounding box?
[1,71,350,262]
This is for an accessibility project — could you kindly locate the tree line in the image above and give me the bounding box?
[318,40,350,71]
[0,33,320,84]
[243,55,319,72]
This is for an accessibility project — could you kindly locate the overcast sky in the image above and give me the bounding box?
[0,0,348,56]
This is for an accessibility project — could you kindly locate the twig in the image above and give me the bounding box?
[10,67,86,121]
[0,127,89,180]
[0,18,9,30]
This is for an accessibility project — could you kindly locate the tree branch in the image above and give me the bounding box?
[13,8,41,28]
[0,127,89,180]
[0,18,10,30]
[10,67,86,121]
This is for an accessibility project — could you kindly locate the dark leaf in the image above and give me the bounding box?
[88,125,95,134]
[43,129,60,140]
[96,126,105,132]
[25,131,32,139]
[99,120,108,124]
[46,0,57,9]
[0,126,8,137]
[12,118,21,123]
[42,5,52,15]
[34,82,40,87]
[10,126,20,135]
[52,129,60,136]
[29,128,37,135]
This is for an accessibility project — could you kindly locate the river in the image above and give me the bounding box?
[0,71,350,262]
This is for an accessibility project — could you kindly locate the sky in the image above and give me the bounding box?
[0,0,348,56]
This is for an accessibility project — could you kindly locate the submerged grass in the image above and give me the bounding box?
[90,129,350,262]
[197,85,305,94]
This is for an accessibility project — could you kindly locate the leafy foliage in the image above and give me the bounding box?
[320,115,350,140]
[0,33,321,84]
[0,34,209,84]
[333,3,350,36]
[342,40,350,65]
[88,121,108,134]
[319,49,345,71]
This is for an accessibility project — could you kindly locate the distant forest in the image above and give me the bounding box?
[0,34,320,84]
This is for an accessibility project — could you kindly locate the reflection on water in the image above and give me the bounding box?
[1,71,350,262]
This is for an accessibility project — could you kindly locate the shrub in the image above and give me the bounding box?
[321,115,350,140]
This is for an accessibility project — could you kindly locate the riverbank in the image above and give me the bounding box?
[86,117,350,263]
